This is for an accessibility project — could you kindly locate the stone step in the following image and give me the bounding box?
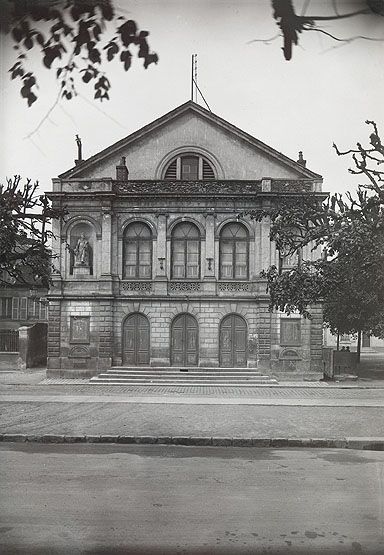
[89,366,278,386]
[110,367,263,372]
[99,371,268,377]
[91,377,273,383]
[89,379,278,386]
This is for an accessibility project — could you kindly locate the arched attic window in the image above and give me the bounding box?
[164,154,215,180]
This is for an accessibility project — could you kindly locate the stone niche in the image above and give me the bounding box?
[69,222,96,277]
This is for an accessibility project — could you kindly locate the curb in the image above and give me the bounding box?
[0,434,383,451]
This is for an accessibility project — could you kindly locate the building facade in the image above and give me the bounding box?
[47,101,325,378]
[0,285,48,369]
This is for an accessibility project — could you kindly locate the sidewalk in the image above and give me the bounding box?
[1,369,384,450]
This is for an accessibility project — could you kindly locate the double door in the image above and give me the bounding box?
[219,314,247,367]
[123,313,150,365]
[171,314,198,366]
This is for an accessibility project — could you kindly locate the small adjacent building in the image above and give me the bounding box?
[0,277,48,369]
[47,101,325,378]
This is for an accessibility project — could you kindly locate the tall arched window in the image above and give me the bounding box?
[123,222,152,279]
[219,223,249,279]
[171,223,200,279]
[164,154,215,180]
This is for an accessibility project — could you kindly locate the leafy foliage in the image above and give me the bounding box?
[254,120,384,340]
[5,0,158,106]
[0,176,66,287]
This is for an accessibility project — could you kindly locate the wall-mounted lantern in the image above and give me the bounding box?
[158,257,165,270]
[206,257,213,271]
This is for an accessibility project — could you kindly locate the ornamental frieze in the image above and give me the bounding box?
[114,180,262,195]
[271,180,313,193]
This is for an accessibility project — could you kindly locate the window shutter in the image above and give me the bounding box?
[164,159,177,180]
[40,301,47,321]
[20,297,27,320]
[28,298,34,319]
[202,159,215,179]
[12,297,20,320]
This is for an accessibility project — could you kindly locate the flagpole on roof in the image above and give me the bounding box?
[190,54,211,112]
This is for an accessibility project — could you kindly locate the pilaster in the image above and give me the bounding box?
[153,213,168,295]
[101,206,112,276]
[204,212,216,279]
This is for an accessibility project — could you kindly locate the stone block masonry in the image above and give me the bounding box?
[47,295,321,378]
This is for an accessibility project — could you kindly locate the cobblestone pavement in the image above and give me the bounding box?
[1,369,384,442]
[1,401,383,439]
[1,382,384,400]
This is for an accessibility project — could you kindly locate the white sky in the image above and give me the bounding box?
[1,0,383,194]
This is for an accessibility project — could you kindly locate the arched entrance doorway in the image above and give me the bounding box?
[219,314,247,367]
[122,313,150,365]
[171,313,199,366]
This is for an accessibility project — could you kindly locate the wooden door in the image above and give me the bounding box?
[123,313,150,365]
[220,314,247,367]
[171,314,198,366]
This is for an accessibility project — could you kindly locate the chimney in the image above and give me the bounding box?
[116,156,129,181]
[297,151,306,167]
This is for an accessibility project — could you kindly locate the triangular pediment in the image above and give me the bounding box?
[59,101,322,181]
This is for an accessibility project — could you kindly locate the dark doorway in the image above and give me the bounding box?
[123,313,150,365]
[219,314,247,367]
[171,313,198,366]
[362,332,371,348]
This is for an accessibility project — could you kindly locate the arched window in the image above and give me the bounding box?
[123,222,152,279]
[164,154,215,180]
[171,223,200,279]
[219,223,249,279]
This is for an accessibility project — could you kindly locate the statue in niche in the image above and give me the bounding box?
[74,233,90,266]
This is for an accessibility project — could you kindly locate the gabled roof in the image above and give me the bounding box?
[59,100,322,180]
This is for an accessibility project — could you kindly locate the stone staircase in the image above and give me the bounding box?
[89,367,278,386]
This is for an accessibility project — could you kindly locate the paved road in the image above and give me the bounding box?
[2,379,384,440]
[1,400,384,439]
[0,443,383,554]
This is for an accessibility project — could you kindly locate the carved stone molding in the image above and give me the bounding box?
[271,180,313,193]
[168,282,201,293]
[280,348,301,360]
[115,180,262,195]
[121,281,152,293]
[218,282,251,293]
[69,345,90,358]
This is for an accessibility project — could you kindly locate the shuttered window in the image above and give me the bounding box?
[19,297,27,320]
[12,297,20,320]
[40,301,48,321]
[164,155,216,180]
[202,159,215,178]
[164,159,177,179]
[0,298,12,319]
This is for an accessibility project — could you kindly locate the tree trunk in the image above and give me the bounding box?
[357,330,361,363]
[336,333,340,351]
